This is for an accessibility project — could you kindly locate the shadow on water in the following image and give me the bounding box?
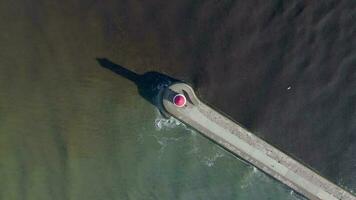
[96,58,179,114]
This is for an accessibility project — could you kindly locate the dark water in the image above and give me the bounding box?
[113,0,356,191]
[0,0,355,199]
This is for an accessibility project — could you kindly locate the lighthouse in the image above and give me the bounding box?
[173,94,186,107]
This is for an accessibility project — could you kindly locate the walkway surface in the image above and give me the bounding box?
[161,83,355,200]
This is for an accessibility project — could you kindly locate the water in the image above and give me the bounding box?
[0,0,355,199]
[0,64,302,199]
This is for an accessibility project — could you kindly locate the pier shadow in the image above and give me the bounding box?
[96,58,179,113]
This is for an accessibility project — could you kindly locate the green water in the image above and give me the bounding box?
[0,1,305,199]
[0,66,303,199]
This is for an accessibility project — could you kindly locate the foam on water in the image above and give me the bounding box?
[202,151,225,167]
[154,110,197,135]
[242,166,306,199]
[154,111,225,166]
[154,115,183,130]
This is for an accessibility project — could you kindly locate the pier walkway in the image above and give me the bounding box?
[161,83,355,200]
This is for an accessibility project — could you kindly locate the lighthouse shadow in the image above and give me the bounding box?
[96,58,179,115]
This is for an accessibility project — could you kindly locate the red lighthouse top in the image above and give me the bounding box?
[173,94,186,107]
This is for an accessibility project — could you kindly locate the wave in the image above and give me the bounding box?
[202,151,225,167]
[154,115,184,130]
[154,111,224,166]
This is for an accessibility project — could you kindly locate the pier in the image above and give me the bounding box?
[161,82,355,200]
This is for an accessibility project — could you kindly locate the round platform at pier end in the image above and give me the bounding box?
[161,82,200,115]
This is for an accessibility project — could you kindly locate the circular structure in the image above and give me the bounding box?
[173,94,186,107]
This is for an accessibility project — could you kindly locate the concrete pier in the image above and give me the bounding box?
[161,83,355,200]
